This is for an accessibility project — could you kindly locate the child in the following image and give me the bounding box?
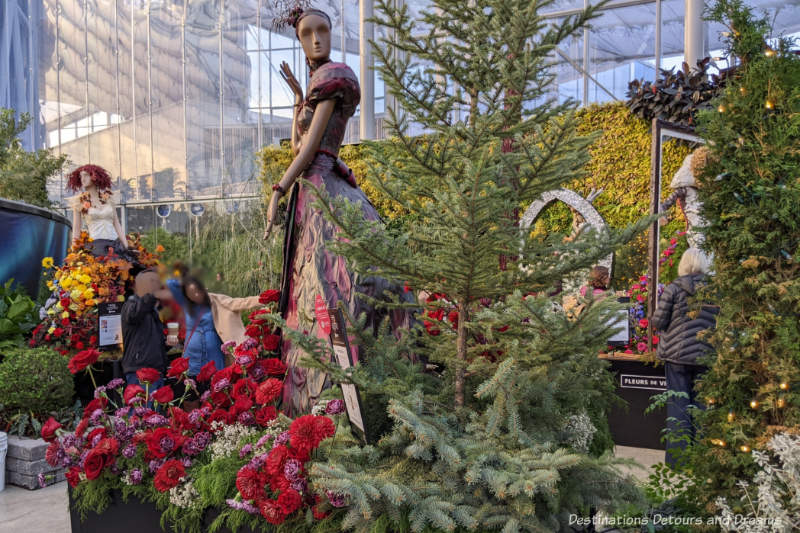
[121,269,170,389]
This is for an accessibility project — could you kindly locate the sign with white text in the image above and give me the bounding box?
[328,308,366,441]
[620,373,666,391]
[97,302,122,348]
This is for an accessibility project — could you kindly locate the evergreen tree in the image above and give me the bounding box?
[271,0,652,530]
[0,109,66,207]
[681,0,800,508]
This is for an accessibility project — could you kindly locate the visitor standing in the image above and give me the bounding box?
[652,248,718,466]
[121,269,169,390]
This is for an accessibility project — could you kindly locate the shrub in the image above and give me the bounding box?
[0,346,74,412]
[0,279,39,349]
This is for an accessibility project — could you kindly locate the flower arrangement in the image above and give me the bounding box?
[30,232,159,356]
[616,275,663,355]
[46,289,348,530]
[658,230,689,285]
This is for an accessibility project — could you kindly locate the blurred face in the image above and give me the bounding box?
[80,170,93,189]
[135,271,161,297]
[297,14,331,63]
[185,282,205,304]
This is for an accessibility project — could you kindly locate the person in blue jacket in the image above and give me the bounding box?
[166,274,225,378]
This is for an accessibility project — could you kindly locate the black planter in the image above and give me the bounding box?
[606,358,666,450]
[73,360,123,406]
[68,487,261,533]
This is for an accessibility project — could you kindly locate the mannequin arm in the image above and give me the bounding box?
[112,208,128,248]
[275,99,335,192]
[72,208,82,242]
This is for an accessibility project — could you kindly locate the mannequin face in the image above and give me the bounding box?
[80,171,93,190]
[185,282,206,304]
[296,14,331,63]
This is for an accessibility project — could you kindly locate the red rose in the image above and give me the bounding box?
[259,498,286,525]
[74,341,84,350]
[53,327,64,337]
[447,310,459,329]
[638,318,649,329]
[277,489,302,515]
[262,334,281,352]
[68,349,100,374]
[166,357,189,378]
[289,415,335,456]
[83,448,107,480]
[41,417,62,442]
[260,358,287,376]
[255,405,277,427]
[154,459,185,492]
[255,378,283,405]
[136,367,161,384]
[61,318,70,326]
[65,466,82,488]
[427,308,444,321]
[152,386,174,404]
[89,335,97,345]
[197,361,217,382]
[423,320,440,336]
[245,324,262,338]
[235,466,263,500]
[258,289,280,304]
[94,437,119,458]
[124,384,145,405]
[145,427,183,458]
[652,335,660,345]
[233,378,257,400]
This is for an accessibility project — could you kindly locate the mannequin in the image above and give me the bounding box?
[66,164,130,258]
[263,8,413,415]
[659,147,710,249]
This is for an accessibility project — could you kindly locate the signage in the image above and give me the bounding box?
[97,302,123,348]
[315,294,331,336]
[620,374,666,391]
[327,307,366,442]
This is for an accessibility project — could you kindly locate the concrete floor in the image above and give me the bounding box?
[0,447,664,532]
[0,482,70,533]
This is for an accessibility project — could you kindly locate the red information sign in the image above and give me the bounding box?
[315,294,331,335]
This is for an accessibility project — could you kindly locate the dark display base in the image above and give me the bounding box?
[605,358,666,450]
[68,488,260,533]
[73,360,123,406]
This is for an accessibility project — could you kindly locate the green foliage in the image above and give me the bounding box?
[0,279,39,348]
[0,346,74,412]
[0,108,67,207]
[626,58,728,127]
[678,0,800,512]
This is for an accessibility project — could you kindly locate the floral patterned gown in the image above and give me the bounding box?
[278,61,413,416]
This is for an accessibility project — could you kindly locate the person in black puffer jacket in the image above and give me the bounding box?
[652,247,718,467]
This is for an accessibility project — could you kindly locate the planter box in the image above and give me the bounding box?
[5,435,65,489]
[605,358,666,450]
[69,488,260,533]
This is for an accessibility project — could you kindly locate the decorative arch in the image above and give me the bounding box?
[519,188,613,275]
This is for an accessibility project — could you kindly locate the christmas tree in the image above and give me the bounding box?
[682,0,800,509]
[271,0,653,530]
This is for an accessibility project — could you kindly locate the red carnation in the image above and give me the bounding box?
[259,498,287,525]
[168,407,192,430]
[45,441,60,467]
[231,396,253,416]
[145,427,183,458]
[65,466,82,488]
[166,357,189,378]
[255,378,283,405]
[255,405,277,427]
[277,489,302,515]
[289,415,335,456]
[154,459,185,492]
[86,427,107,444]
[152,386,174,404]
[68,349,100,374]
[258,289,280,304]
[82,397,107,418]
[233,378,257,400]
[41,417,62,442]
[60,318,70,326]
[196,361,217,382]
[53,327,64,337]
[123,384,145,405]
[423,320,440,336]
[94,437,119,458]
[260,358,287,376]
[447,310,459,329]
[245,324,262,338]
[75,418,89,437]
[235,466,263,500]
[208,409,231,426]
[265,445,289,477]
[262,334,281,352]
[136,367,161,384]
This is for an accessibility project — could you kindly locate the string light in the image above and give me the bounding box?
[750,400,759,409]
[727,411,735,422]
[718,104,726,113]
[777,398,786,408]
[739,86,746,95]
[764,48,776,57]
[765,100,774,110]
[740,445,751,453]
[779,382,788,390]
[707,397,716,405]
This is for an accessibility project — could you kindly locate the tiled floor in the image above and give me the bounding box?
[0,446,664,532]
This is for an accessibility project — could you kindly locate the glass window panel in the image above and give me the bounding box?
[271,49,295,108]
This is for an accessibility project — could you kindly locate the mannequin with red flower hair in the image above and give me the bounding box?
[66,164,130,257]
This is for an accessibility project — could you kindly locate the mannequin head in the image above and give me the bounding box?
[67,164,112,192]
[295,10,332,64]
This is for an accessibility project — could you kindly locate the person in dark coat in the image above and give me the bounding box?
[121,269,171,390]
[652,247,718,467]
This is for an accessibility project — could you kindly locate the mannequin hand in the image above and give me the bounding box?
[121,238,129,250]
[658,216,668,227]
[263,191,281,240]
[280,62,303,101]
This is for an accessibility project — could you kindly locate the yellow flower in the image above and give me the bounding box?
[61,311,70,319]
[47,326,56,334]
[61,278,73,289]
[69,303,79,312]
[82,289,95,299]
[73,284,87,294]
[42,257,54,269]
[116,294,125,302]
[47,281,54,290]
[70,289,82,301]
[47,308,55,316]
[79,274,92,284]
[55,302,63,311]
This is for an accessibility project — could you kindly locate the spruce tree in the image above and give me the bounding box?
[682,0,800,508]
[270,0,652,530]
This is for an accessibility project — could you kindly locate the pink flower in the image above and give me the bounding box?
[636,342,648,353]
[638,318,649,329]
[636,295,644,302]
[631,284,641,291]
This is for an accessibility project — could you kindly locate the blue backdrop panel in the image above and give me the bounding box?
[0,199,71,298]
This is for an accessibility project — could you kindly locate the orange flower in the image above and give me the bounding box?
[155,244,165,253]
